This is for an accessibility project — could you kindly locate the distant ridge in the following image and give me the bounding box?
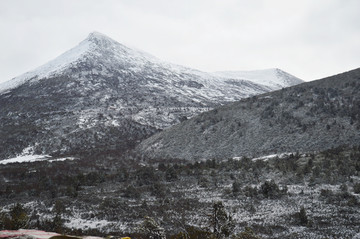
[213,68,303,90]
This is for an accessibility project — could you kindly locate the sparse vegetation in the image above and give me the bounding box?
[0,203,29,230]
[0,145,360,238]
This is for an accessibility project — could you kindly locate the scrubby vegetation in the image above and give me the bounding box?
[138,69,360,160]
[1,145,360,238]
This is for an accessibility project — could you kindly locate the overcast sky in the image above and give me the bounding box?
[0,0,359,83]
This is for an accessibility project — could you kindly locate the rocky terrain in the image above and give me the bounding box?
[0,32,302,160]
[138,68,360,160]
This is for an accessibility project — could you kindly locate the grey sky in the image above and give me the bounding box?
[0,0,359,83]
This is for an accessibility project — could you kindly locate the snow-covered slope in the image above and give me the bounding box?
[0,32,303,159]
[0,35,92,94]
[213,68,303,90]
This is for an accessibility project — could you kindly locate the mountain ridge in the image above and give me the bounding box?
[137,67,360,160]
[213,68,303,90]
[0,32,302,95]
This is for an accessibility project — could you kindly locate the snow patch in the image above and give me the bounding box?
[0,146,77,165]
[0,155,76,165]
[251,152,295,161]
[64,218,113,231]
[233,152,295,162]
[49,157,76,162]
[0,154,51,165]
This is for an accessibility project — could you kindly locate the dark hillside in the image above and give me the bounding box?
[138,68,360,160]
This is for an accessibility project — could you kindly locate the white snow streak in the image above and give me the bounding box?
[0,146,77,165]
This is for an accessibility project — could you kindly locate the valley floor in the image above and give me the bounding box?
[1,146,360,238]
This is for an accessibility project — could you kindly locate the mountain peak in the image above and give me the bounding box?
[87,31,113,42]
[84,31,119,50]
[88,31,108,38]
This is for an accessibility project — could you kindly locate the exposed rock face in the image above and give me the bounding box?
[137,68,360,160]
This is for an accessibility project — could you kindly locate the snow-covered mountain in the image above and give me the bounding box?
[0,32,303,159]
[213,68,303,90]
[0,32,301,100]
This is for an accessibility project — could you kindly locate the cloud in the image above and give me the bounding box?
[0,0,359,83]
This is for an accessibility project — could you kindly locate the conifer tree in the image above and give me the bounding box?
[209,201,234,238]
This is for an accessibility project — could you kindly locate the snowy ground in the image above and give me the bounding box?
[1,147,359,238]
